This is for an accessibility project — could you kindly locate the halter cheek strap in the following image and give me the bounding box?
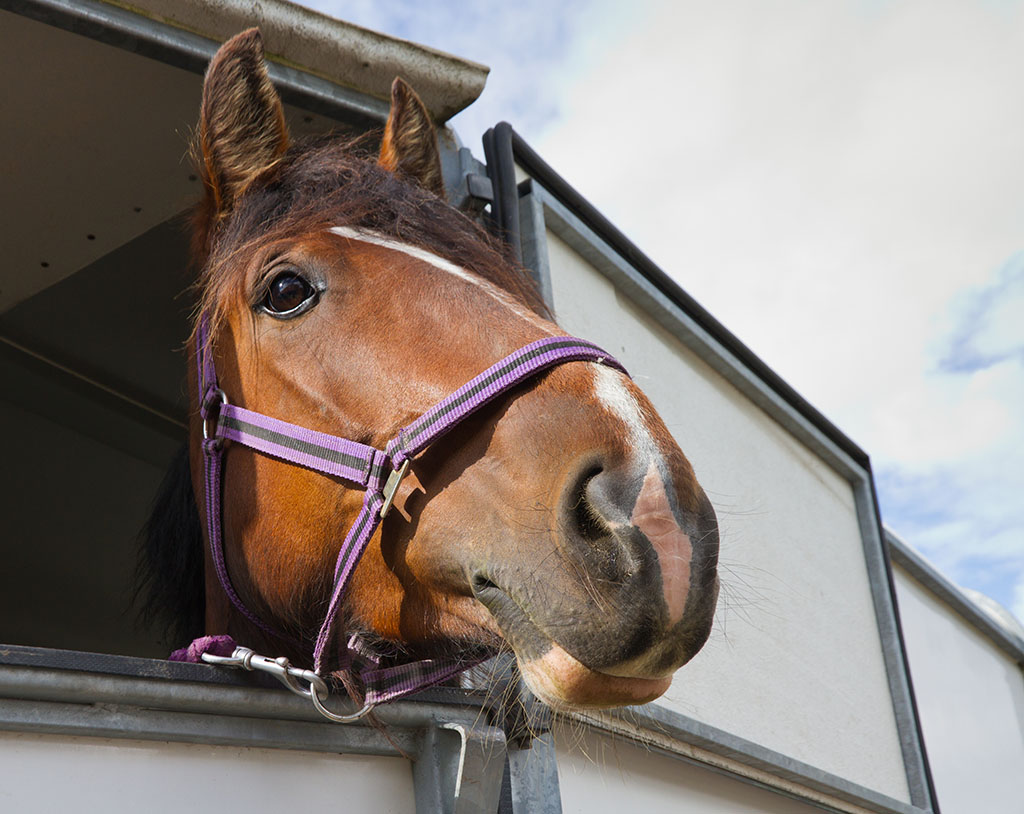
[183,313,626,710]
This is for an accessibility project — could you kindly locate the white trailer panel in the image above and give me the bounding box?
[891,542,1024,814]
[0,732,416,813]
[557,731,835,814]
[544,223,910,803]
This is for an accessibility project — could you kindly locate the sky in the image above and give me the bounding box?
[304,0,1024,623]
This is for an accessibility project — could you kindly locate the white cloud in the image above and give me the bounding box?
[944,255,1024,368]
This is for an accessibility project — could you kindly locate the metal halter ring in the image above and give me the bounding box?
[202,388,228,440]
[310,686,375,723]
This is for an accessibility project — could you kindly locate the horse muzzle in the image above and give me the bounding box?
[469,449,720,709]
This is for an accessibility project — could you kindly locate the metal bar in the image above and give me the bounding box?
[0,660,486,733]
[508,733,562,814]
[482,123,523,263]
[853,477,939,810]
[414,725,453,814]
[516,179,554,311]
[0,695,408,756]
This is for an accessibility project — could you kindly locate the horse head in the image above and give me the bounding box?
[180,29,718,711]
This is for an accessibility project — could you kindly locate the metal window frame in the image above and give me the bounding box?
[484,122,941,814]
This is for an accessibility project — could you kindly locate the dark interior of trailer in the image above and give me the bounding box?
[0,10,363,657]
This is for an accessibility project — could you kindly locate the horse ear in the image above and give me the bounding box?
[197,29,289,216]
[379,78,446,200]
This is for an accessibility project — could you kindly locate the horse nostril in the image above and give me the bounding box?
[471,573,499,596]
[562,463,641,584]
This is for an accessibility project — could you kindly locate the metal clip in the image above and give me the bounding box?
[202,646,327,700]
[379,458,410,518]
[201,646,373,723]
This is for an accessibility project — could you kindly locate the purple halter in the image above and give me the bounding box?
[181,310,626,716]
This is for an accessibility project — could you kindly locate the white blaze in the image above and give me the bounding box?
[591,363,658,462]
[593,364,691,625]
[328,226,548,328]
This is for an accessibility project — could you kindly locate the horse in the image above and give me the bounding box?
[138,28,719,713]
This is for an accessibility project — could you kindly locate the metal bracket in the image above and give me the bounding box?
[414,720,507,814]
[466,173,494,204]
[440,139,493,216]
[508,732,563,814]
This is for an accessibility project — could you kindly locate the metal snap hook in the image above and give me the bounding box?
[202,647,320,699]
[202,646,371,723]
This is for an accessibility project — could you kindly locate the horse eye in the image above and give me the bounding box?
[260,271,317,317]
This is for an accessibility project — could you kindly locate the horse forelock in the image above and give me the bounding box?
[191,134,549,344]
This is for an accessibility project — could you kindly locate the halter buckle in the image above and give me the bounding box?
[379,458,410,518]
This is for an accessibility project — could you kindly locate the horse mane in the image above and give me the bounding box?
[137,132,547,649]
[135,445,205,647]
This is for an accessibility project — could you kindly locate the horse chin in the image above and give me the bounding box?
[471,583,673,710]
[518,644,672,711]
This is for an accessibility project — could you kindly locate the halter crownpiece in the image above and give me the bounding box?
[179,307,627,722]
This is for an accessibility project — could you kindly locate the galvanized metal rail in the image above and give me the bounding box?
[0,645,566,814]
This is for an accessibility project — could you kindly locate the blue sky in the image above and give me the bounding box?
[304,0,1024,622]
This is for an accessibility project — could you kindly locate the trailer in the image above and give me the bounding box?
[2,2,1020,812]
[887,530,1024,813]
